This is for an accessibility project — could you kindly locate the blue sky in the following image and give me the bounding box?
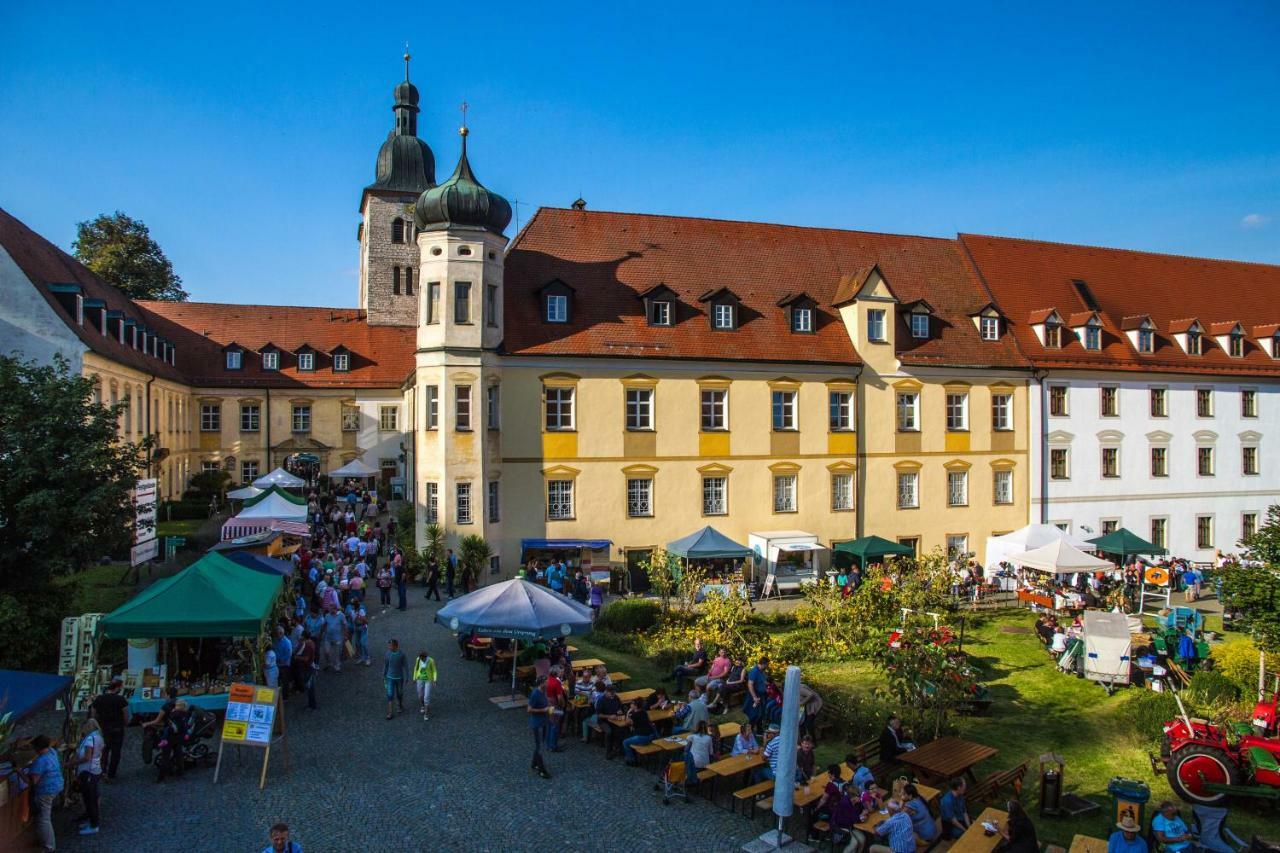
[2,2,1277,307]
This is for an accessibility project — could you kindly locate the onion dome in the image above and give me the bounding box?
[366,51,435,194]
[415,127,512,235]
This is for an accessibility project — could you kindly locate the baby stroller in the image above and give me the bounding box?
[654,759,690,805]
[146,706,219,781]
[1057,636,1085,675]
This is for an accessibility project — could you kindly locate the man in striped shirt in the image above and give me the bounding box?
[871,800,917,853]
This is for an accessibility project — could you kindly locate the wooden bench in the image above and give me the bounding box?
[970,761,1028,805]
[849,737,893,781]
[731,780,774,815]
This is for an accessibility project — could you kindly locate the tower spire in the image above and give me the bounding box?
[404,43,411,82]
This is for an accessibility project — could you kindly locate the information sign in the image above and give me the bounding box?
[214,683,287,789]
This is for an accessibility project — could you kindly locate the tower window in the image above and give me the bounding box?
[392,267,401,295]
[392,217,406,244]
[404,267,414,296]
[454,282,472,324]
[485,284,498,327]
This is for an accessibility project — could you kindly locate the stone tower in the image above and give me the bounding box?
[411,124,512,564]
[358,53,436,326]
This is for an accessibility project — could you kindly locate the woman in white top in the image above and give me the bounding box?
[684,720,717,771]
[76,718,105,835]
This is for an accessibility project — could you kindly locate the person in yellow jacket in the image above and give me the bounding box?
[413,650,438,719]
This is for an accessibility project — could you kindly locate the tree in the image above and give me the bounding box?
[0,355,151,668]
[1241,504,1280,567]
[640,548,679,612]
[422,523,446,569]
[1219,505,1280,653]
[73,211,188,301]
[457,534,492,592]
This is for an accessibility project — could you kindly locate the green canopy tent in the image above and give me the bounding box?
[834,535,916,568]
[99,551,282,639]
[1087,528,1168,560]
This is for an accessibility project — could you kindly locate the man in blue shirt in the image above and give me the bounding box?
[1108,815,1148,853]
[527,676,552,779]
[24,735,63,852]
[874,800,918,853]
[1151,802,1193,853]
[321,609,346,672]
[939,777,973,838]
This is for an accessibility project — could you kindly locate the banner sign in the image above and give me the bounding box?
[132,478,158,566]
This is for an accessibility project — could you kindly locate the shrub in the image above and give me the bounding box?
[595,598,661,634]
[806,680,896,744]
[161,499,210,520]
[1120,690,1182,745]
[1186,670,1240,707]
[1212,638,1278,698]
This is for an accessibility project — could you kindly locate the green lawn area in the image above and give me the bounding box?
[55,561,137,615]
[156,518,205,538]
[575,610,1276,845]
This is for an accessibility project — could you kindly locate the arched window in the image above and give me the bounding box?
[391,218,406,244]
[404,267,415,296]
[392,266,401,295]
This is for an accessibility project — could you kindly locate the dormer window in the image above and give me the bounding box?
[1045,323,1063,348]
[980,316,999,341]
[712,302,735,330]
[1229,333,1244,358]
[648,300,671,326]
[225,350,242,370]
[1273,334,1280,359]
[1084,321,1101,351]
[538,279,575,325]
[262,351,279,371]
[1187,330,1202,355]
[792,307,813,333]
[298,352,315,371]
[546,294,567,323]
[910,312,929,339]
[1137,328,1154,353]
[867,309,887,341]
[333,352,350,372]
[698,287,741,332]
[778,293,817,334]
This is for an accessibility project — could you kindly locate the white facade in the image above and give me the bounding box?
[1030,370,1280,560]
[0,244,87,369]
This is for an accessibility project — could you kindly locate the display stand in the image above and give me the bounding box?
[760,574,779,600]
[213,684,288,790]
[1139,581,1171,618]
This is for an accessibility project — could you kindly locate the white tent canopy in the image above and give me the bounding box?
[328,458,378,478]
[236,491,307,521]
[252,467,305,489]
[226,485,264,501]
[984,523,1095,571]
[1006,539,1114,575]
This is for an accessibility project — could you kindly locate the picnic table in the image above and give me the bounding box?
[949,807,1008,853]
[615,687,655,704]
[897,736,998,783]
[852,782,942,831]
[574,658,606,669]
[608,671,630,684]
[1070,835,1109,853]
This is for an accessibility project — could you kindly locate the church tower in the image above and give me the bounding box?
[358,52,436,326]
[410,120,511,560]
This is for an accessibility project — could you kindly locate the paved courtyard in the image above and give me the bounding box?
[53,592,762,852]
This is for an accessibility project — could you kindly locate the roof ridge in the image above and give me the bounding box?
[960,232,1280,271]
[140,299,364,313]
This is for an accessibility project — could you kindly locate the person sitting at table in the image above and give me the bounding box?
[580,683,621,743]
[754,724,786,782]
[683,720,717,778]
[620,698,657,766]
[592,664,612,687]
[668,638,708,692]
[870,800,916,853]
[859,778,884,817]
[762,677,784,727]
[573,667,594,695]
[645,687,672,711]
[674,688,709,734]
[833,781,866,852]
[696,646,731,694]
[878,715,915,759]
[711,656,746,713]
[797,735,817,781]
[939,777,972,839]
[1034,615,1055,646]
[731,726,759,756]
[1050,626,1069,655]
[844,753,876,792]
[997,799,1039,853]
[1151,801,1193,853]
[1108,815,1148,853]
[808,762,846,842]
[902,783,939,843]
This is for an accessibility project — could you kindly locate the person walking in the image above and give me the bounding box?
[384,639,408,719]
[320,607,346,672]
[527,675,552,779]
[293,630,318,710]
[376,564,393,606]
[89,677,130,781]
[424,557,441,602]
[348,597,371,666]
[445,548,457,598]
[413,650,438,719]
[75,719,105,836]
[262,822,303,853]
[395,556,408,611]
[22,734,63,853]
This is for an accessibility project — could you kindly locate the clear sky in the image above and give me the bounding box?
[2,2,1277,307]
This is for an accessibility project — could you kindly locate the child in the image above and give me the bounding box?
[413,650,438,719]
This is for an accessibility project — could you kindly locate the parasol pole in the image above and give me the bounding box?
[511,638,518,700]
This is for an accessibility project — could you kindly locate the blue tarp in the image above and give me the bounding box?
[520,538,612,553]
[0,670,73,724]
[224,551,295,577]
[666,525,752,559]
[434,578,595,640]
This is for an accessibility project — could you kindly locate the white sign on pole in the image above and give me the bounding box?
[132,478,158,566]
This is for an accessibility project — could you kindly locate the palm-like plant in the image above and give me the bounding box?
[423,523,446,570]
[457,534,493,592]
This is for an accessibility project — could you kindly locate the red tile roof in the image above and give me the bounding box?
[960,233,1280,376]
[505,208,1028,368]
[139,301,415,388]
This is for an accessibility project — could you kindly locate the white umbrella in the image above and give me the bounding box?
[1006,539,1115,575]
[984,523,1096,571]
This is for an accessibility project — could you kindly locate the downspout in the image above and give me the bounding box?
[853,365,866,541]
[1034,369,1048,523]
[264,387,272,470]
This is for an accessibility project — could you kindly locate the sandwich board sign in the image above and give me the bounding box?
[214,683,287,789]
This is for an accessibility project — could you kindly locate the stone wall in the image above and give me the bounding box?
[361,192,421,326]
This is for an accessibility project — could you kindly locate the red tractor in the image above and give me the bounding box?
[1156,692,1280,805]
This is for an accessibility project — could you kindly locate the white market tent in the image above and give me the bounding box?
[226,485,264,501]
[1005,538,1114,575]
[328,459,378,478]
[984,523,1096,571]
[221,486,308,540]
[252,467,305,489]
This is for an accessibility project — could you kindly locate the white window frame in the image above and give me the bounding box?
[1150,445,1169,478]
[946,534,969,560]
[713,303,734,330]
[456,482,473,524]
[993,469,1013,505]
[1150,517,1168,551]
[200,404,220,432]
[1196,515,1214,550]
[773,474,797,513]
[1242,445,1259,476]
[702,476,727,516]
[627,478,653,518]
[262,351,279,370]
[1101,446,1120,479]
[1242,512,1258,540]
[379,406,398,432]
[1196,388,1214,418]
[1197,445,1215,477]
[1150,387,1168,418]
[225,350,242,370]
[341,404,359,432]
[946,392,969,432]
[426,282,441,325]
[772,390,797,431]
[545,386,575,431]
[547,480,574,520]
[240,403,260,432]
[909,312,929,340]
[947,470,968,507]
[700,388,728,431]
[831,473,853,511]
[829,391,853,431]
[426,386,439,430]
[648,300,671,326]
[455,385,472,431]
[896,472,919,509]
[240,460,259,484]
[425,482,439,524]
[297,352,315,371]
[867,309,886,341]
[1100,386,1119,417]
[626,388,654,431]
[1241,389,1257,418]
[991,393,1013,431]
[792,306,813,333]
[980,316,999,341]
[291,405,311,433]
[896,392,919,432]
[546,293,567,323]
[333,352,350,372]
[1048,384,1069,416]
[1049,448,1070,480]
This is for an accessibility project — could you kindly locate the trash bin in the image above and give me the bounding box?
[1108,776,1150,834]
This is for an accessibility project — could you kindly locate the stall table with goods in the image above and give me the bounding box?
[0,671,74,842]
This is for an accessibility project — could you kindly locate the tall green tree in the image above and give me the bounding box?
[1222,504,1280,652]
[73,211,188,301]
[0,355,151,668]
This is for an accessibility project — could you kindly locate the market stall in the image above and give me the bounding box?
[519,538,613,583]
[984,523,1096,573]
[1081,611,1132,692]
[0,670,74,841]
[1007,539,1115,611]
[220,486,307,541]
[210,529,298,559]
[98,552,283,715]
[833,534,916,568]
[666,526,752,600]
[226,485,264,501]
[327,458,378,480]
[748,530,827,591]
[252,467,305,490]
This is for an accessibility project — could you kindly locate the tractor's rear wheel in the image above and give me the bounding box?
[1168,744,1239,804]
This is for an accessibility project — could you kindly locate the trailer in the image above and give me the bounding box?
[1083,610,1132,693]
[747,530,826,594]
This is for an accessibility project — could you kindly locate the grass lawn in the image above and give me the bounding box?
[156,518,205,538]
[55,561,138,615]
[575,610,1276,845]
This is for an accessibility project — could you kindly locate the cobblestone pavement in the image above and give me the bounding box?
[55,592,763,852]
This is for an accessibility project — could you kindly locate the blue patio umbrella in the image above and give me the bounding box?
[435,578,594,698]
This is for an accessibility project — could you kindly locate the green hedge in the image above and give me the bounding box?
[595,598,662,634]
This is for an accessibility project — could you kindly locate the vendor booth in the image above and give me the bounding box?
[252,467,305,490]
[748,530,827,592]
[1087,527,1168,560]
[984,523,1096,573]
[0,670,74,840]
[667,526,752,601]
[226,485,264,502]
[210,529,297,558]
[328,458,378,480]
[98,552,283,714]
[1007,539,1115,610]
[834,535,915,568]
[221,486,308,541]
[519,538,612,582]
[1082,610,1132,692]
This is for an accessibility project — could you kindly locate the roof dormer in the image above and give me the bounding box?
[536,279,574,324]
[1210,322,1246,358]
[260,343,282,371]
[698,287,741,331]
[637,283,678,327]
[1029,309,1065,349]
[1170,318,1205,355]
[294,343,319,372]
[903,300,934,340]
[968,303,1005,341]
[222,341,245,371]
[82,299,107,334]
[330,345,353,372]
[1253,324,1280,359]
[777,292,818,334]
[1068,311,1103,351]
[1119,315,1157,354]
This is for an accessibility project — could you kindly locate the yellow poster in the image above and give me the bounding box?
[254,686,277,704]
[222,720,248,741]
